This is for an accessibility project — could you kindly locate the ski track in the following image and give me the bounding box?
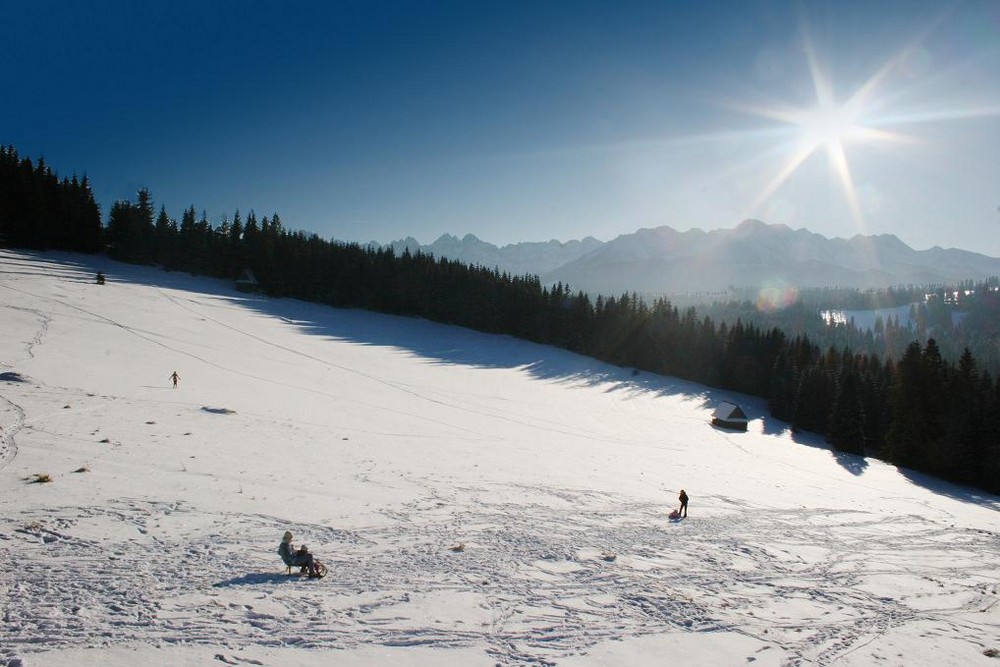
[0,300,49,470]
[0,305,52,361]
[3,489,998,666]
[156,288,616,445]
[11,283,500,440]
[0,395,24,470]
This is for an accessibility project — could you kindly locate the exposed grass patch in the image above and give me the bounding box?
[26,473,52,484]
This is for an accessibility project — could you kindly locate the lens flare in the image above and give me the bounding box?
[721,6,1000,243]
[756,285,799,313]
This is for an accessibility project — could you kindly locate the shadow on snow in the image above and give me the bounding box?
[213,572,309,587]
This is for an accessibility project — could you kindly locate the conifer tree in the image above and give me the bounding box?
[885,342,929,469]
[828,368,866,454]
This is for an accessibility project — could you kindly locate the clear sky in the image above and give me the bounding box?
[3,1,999,253]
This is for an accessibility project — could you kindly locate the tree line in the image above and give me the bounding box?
[2,145,998,493]
[698,281,1000,378]
[0,146,102,252]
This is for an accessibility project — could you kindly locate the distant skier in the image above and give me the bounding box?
[169,371,180,388]
[95,271,105,285]
[678,489,688,518]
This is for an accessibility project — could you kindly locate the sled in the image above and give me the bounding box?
[285,560,328,578]
[668,509,681,520]
[279,545,329,579]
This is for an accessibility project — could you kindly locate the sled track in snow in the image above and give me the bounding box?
[3,487,999,666]
[0,300,49,470]
[0,395,24,470]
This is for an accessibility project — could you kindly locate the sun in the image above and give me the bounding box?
[796,104,864,153]
[785,100,886,222]
[734,31,916,229]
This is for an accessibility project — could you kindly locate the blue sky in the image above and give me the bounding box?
[3,1,999,253]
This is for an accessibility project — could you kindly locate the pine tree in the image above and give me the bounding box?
[945,348,982,483]
[154,205,176,266]
[827,368,866,454]
[885,342,923,468]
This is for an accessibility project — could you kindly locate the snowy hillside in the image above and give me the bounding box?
[1,249,998,667]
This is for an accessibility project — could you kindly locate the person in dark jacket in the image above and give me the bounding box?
[279,530,319,577]
[678,489,689,518]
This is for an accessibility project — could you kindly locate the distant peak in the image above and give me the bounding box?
[850,232,910,251]
[630,225,680,238]
[733,219,792,234]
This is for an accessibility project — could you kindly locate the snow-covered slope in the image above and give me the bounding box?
[1,249,998,667]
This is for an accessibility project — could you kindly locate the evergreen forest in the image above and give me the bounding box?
[2,145,998,494]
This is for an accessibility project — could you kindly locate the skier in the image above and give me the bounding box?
[279,531,322,578]
[169,371,180,388]
[678,489,689,518]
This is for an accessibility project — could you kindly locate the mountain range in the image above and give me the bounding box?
[383,220,1000,296]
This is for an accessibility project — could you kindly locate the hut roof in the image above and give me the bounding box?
[713,401,748,421]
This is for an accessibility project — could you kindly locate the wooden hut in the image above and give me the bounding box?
[712,401,748,431]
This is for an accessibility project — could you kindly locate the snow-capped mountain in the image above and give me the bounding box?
[386,221,1000,296]
[381,233,603,276]
[544,220,1000,295]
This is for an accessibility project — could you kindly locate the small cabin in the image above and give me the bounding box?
[712,401,748,431]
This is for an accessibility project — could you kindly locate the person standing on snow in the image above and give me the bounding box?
[169,371,180,388]
[678,489,689,518]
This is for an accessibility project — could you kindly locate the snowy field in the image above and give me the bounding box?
[1,249,998,667]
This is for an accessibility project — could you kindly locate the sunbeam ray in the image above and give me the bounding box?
[730,10,988,236]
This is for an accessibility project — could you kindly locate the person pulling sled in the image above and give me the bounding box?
[668,488,689,520]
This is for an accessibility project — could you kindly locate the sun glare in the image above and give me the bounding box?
[796,104,863,152]
[733,32,921,232]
